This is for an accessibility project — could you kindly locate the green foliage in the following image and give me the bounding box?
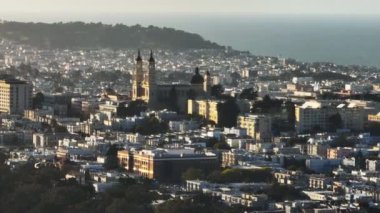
[127,100,148,117]
[205,137,218,148]
[50,118,68,133]
[104,144,120,170]
[0,152,7,164]
[331,135,356,148]
[230,72,241,86]
[117,100,148,118]
[0,156,160,213]
[285,100,296,130]
[287,137,309,147]
[0,152,248,212]
[0,21,222,50]
[207,168,273,183]
[217,97,240,128]
[182,168,205,181]
[211,84,224,98]
[135,115,169,135]
[283,157,307,172]
[32,92,44,109]
[155,194,242,213]
[116,103,128,118]
[239,88,258,100]
[205,137,230,150]
[266,183,306,202]
[251,95,283,114]
[0,162,96,213]
[213,141,231,150]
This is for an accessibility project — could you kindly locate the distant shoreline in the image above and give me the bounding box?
[1,14,380,68]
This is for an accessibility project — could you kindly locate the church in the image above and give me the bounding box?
[131,50,212,112]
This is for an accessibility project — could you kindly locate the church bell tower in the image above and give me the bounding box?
[147,50,157,108]
[132,50,144,100]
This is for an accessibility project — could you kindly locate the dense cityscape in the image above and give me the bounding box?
[1,22,380,213]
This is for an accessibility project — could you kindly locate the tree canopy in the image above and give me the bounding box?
[217,97,240,128]
[135,115,169,135]
[0,21,223,50]
[207,168,273,184]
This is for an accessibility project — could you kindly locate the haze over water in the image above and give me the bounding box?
[3,12,380,67]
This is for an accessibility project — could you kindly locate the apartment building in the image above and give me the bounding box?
[0,78,32,114]
[237,114,272,142]
[118,149,218,183]
[188,99,220,124]
[295,100,374,133]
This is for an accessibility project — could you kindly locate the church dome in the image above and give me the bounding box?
[191,67,204,84]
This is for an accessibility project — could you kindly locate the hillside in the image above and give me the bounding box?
[0,21,223,50]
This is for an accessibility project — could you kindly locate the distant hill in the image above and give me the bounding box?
[0,21,223,50]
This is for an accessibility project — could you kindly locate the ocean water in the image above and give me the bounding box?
[3,12,380,67]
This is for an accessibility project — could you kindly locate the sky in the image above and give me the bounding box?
[0,0,379,15]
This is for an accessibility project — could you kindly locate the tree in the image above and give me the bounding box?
[211,84,224,98]
[285,100,296,130]
[116,103,128,118]
[251,95,282,114]
[50,118,68,133]
[331,135,355,148]
[182,168,205,181]
[217,97,240,128]
[213,141,231,150]
[239,88,257,100]
[125,100,147,117]
[135,115,169,135]
[288,137,308,147]
[103,144,119,170]
[207,168,273,183]
[0,152,7,164]
[230,72,241,87]
[0,153,161,213]
[32,92,44,109]
[205,137,218,148]
[0,22,222,50]
[155,194,241,213]
[266,183,306,202]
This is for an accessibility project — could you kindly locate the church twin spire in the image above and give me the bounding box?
[136,49,155,63]
[136,49,142,61]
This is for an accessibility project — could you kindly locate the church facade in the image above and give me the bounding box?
[131,50,212,112]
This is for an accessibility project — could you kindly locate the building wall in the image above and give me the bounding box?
[327,148,352,159]
[307,143,328,157]
[118,150,219,183]
[131,52,205,112]
[118,150,134,172]
[0,79,32,114]
[238,114,272,142]
[188,99,220,124]
[368,114,380,122]
[296,101,372,133]
[295,106,331,133]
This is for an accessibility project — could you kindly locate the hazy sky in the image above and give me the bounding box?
[0,0,378,15]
